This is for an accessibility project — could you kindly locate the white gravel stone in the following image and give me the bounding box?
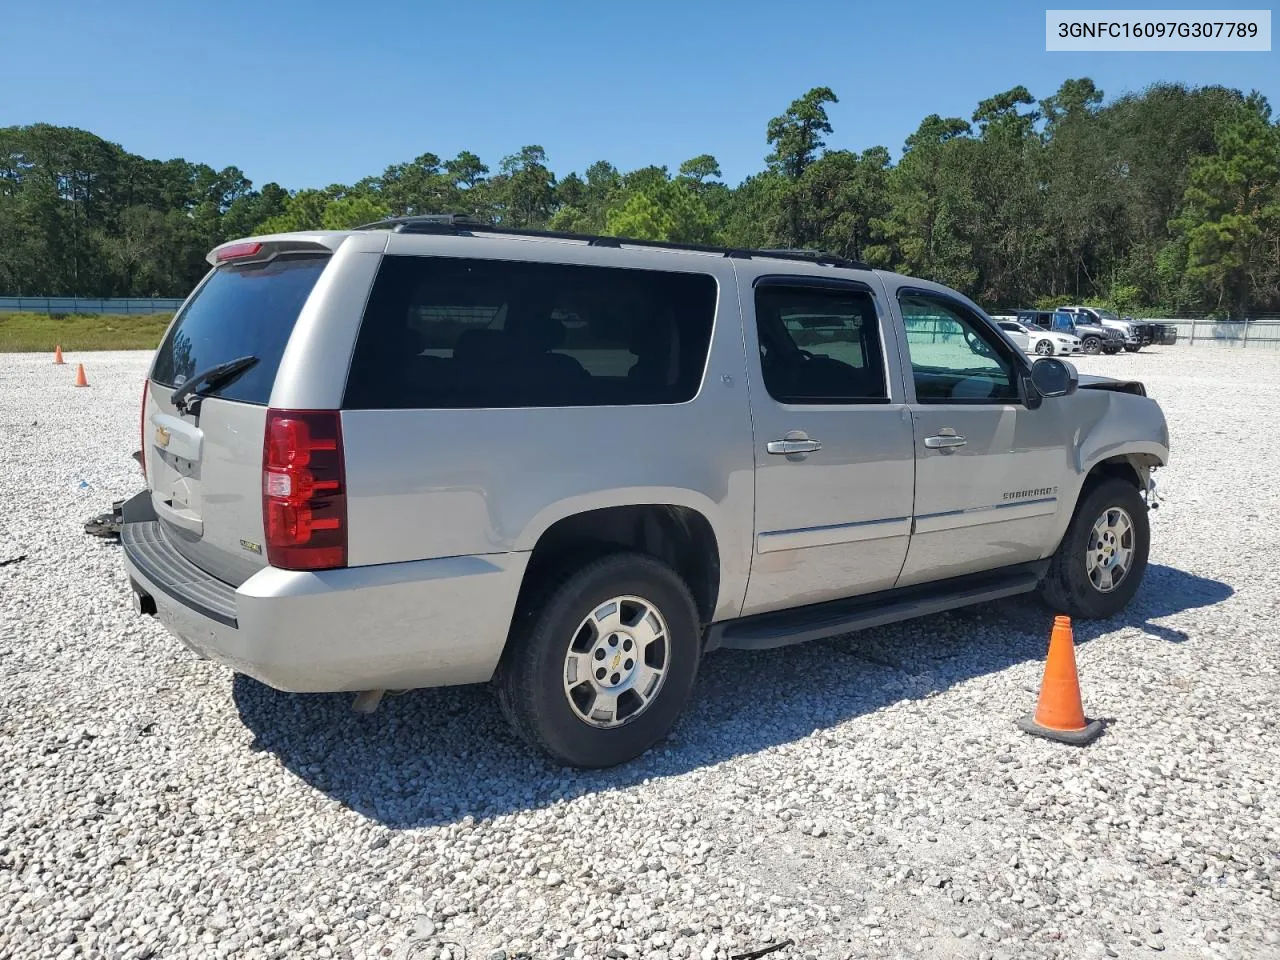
[1,346,1278,960]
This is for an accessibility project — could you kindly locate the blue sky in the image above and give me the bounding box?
[5,0,1276,190]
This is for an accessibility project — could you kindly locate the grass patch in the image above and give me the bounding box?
[0,312,172,352]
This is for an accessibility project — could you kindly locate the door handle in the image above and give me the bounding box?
[767,438,822,456]
[924,434,967,449]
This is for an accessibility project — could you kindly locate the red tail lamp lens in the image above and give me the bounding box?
[262,409,346,570]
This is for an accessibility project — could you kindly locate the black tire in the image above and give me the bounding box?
[1125,345,1140,353]
[1082,336,1102,355]
[1040,477,1150,619]
[1034,339,1054,356]
[495,552,702,768]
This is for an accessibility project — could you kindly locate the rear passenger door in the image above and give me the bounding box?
[741,277,915,616]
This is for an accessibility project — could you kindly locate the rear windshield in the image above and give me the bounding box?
[151,256,328,404]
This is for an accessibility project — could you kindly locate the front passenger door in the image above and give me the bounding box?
[896,291,1066,586]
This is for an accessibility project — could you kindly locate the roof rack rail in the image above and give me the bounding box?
[754,247,863,268]
[352,213,489,233]
[351,214,872,270]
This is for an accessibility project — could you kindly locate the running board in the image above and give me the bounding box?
[707,561,1048,651]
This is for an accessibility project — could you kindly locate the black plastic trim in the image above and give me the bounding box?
[705,561,1048,651]
[121,489,157,524]
[122,520,238,628]
[752,274,875,293]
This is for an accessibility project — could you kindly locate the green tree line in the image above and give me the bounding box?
[2,79,1278,316]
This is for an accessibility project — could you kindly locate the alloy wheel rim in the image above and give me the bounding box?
[562,595,670,728]
[1085,506,1135,593]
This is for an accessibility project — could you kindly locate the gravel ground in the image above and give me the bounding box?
[1,346,1277,960]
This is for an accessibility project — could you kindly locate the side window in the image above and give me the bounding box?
[343,256,717,409]
[899,293,1019,404]
[753,283,888,404]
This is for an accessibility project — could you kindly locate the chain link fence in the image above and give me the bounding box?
[1148,318,1280,350]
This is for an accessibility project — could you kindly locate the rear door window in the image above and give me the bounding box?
[151,256,328,405]
[753,282,888,404]
[343,256,717,409]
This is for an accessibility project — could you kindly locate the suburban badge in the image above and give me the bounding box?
[1002,486,1059,501]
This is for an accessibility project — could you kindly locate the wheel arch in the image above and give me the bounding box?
[1082,452,1157,491]
[513,500,728,629]
[1073,449,1162,516]
[1044,445,1164,562]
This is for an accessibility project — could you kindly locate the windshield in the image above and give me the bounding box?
[1097,309,1121,321]
[152,256,328,404]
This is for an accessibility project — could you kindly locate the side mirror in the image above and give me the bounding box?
[1030,357,1078,398]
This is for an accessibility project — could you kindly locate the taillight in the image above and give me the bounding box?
[262,409,347,570]
[139,379,149,479]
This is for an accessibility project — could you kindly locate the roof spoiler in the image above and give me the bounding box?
[206,235,342,267]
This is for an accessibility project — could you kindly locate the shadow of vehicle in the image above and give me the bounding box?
[232,563,1231,829]
[1088,562,1232,643]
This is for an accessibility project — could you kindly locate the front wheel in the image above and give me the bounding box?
[1040,478,1150,619]
[1125,345,1140,353]
[1082,336,1102,355]
[1034,339,1054,356]
[495,552,702,768]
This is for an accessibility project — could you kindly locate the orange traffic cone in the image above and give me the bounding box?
[1017,615,1103,745]
[53,345,65,364]
[73,363,89,388]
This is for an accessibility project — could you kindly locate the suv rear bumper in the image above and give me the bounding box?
[121,513,527,693]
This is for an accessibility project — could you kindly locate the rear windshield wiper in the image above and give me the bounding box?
[171,355,260,414]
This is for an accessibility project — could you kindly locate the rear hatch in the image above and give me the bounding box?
[144,252,330,586]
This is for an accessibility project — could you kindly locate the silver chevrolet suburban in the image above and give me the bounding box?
[120,216,1169,767]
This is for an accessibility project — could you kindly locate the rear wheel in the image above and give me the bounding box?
[1040,477,1149,619]
[1082,336,1102,355]
[495,552,702,768]
[1034,339,1054,356]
